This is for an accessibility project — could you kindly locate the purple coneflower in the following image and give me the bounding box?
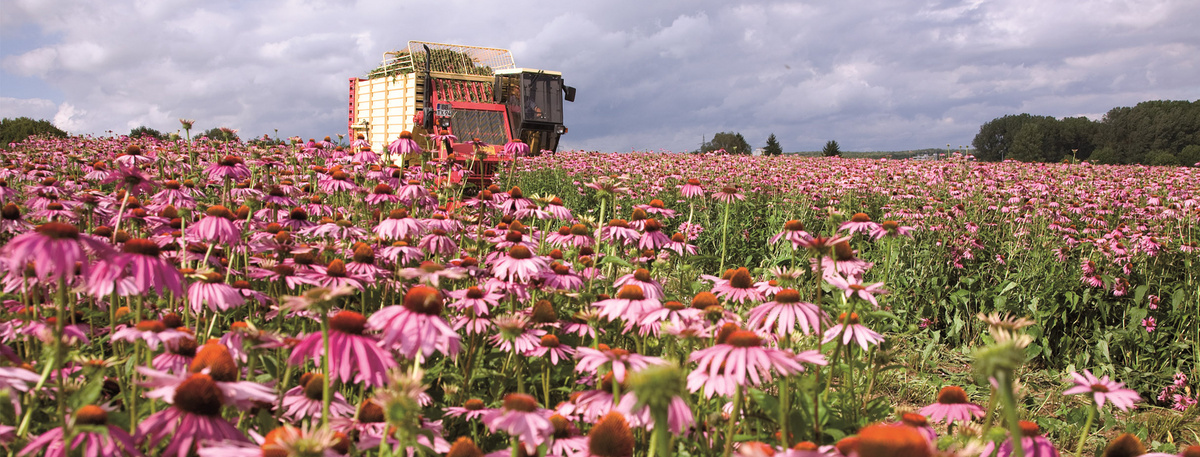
[418,228,458,257]
[711,186,745,204]
[919,385,984,424]
[1064,370,1142,411]
[679,178,704,199]
[110,320,190,351]
[598,219,640,246]
[368,285,462,359]
[822,312,884,351]
[447,285,504,316]
[189,205,241,244]
[88,238,184,295]
[870,220,915,240]
[771,220,811,250]
[594,285,662,332]
[576,345,664,383]
[980,421,1059,457]
[280,373,355,422]
[746,288,828,336]
[824,273,887,308]
[491,245,549,284]
[482,393,554,455]
[4,222,111,283]
[187,272,246,313]
[613,268,665,300]
[205,155,252,182]
[711,267,765,305]
[289,310,397,387]
[19,405,143,457]
[528,334,575,365]
[135,373,253,457]
[638,219,671,250]
[839,212,882,235]
[689,329,804,393]
[304,259,366,290]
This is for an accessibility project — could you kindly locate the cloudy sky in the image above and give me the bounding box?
[3,0,1197,152]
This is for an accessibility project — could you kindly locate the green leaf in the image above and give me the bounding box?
[69,371,106,411]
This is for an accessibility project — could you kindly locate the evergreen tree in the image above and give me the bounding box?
[822,140,842,157]
[764,134,783,156]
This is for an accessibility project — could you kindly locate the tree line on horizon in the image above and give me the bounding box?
[971,100,1200,166]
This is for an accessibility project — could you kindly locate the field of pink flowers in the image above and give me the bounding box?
[0,136,1197,457]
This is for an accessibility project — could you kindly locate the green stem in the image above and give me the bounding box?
[723,385,743,457]
[652,408,672,457]
[779,376,791,448]
[1076,404,1097,457]
[719,201,731,273]
[321,314,332,427]
[996,370,1026,457]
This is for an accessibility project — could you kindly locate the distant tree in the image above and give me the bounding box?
[1007,123,1048,162]
[198,127,240,142]
[701,132,752,155]
[764,134,783,156]
[1179,145,1200,167]
[1088,146,1122,165]
[1098,100,1200,164]
[129,126,166,140]
[0,117,67,148]
[1144,150,1181,167]
[822,140,842,157]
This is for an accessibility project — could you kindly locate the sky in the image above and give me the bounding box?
[2,0,1198,153]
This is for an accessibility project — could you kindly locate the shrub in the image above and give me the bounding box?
[0,117,67,148]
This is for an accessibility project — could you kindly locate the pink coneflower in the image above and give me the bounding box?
[110,320,191,351]
[491,245,549,284]
[839,212,881,235]
[587,411,636,457]
[919,386,985,424]
[280,373,355,422]
[483,393,554,455]
[664,232,698,256]
[856,423,933,457]
[771,220,811,250]
[444,398,491,421]
[397,260,467,287]
[594,285,662,331]
[712,186,745,204]
[638,219,671,250]
[304,259,366,290]
[1064,370,1142,411]
[680,178,704,199]
[447,285,505,316]
[528,334,575,365]
[187,272,246,313]
[613,268,665,300]
[135,373,253,457]
[541,261,585,291]
[289,310,397,387]
[205,155,252,182]
[746,288,828,336]
[576,345,665,383]
[980,421,1059,457]
[318,169,360,193]
[636,199,677,219]
[544,196,574,220]
[870,220,915,240]
[598,219,641,246]
[19,405,143,457]
[153,336,197,374]
[824,273,887,308]
[388,131,422,156]
[822,312,884,351]
[815,240,874,279]
[0,203,32,235]
[87,238,184,296]
[344,244,390,279]
[418,228,458,257]
[637,300,704,337]
[376,208,434,239]
[689,329,804,392]
[4,222,111,283]
[368,285,461,359]
[189,205,241,244]
[488,313,546,354]
[614,390,695,435]
[552,223,595,248]
[280,207,316,231]
[711,267,766,305]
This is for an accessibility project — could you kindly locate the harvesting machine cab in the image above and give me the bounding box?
[348,41,575,186]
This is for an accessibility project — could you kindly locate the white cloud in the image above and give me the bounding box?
[1,0,1197,152]
[0,97,58,120]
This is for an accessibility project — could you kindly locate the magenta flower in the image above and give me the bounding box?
[204,155,252,182]
[527,334,575,365]
[1063,370,1142,411]
[289,310,397,387]
[770,220,812,250]
[870,220,915,240]
[575,346,665,383]
[482,393,554,454]
[372,208,427,240]
[679,178,704,199]
[19,405,143,457]
[711,186,745,204]
[4,222,111,283]
[188,206,241,244]
[710,267,766,305]
[615,391,694,435]
[638,219,672,250]
[280,373,355,422]
[388,132,422,155]
[367,285,462,359]
[303,259,367,290]
[980,421,1060,457]
[919,385,985,424]
[490,245,549,284]
[447,285,504,316]
[824,273,887,308]
[186,272,246,313]
[135,373,252,457]
[746,288,828,336]
[110,320,191,351]
[87,238,184,296]
[594,285,662,331]
[839,212,881,235]
[822,312,884,350]
[689,329,803,393]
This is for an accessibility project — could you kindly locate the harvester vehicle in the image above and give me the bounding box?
[348,41,576,187]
